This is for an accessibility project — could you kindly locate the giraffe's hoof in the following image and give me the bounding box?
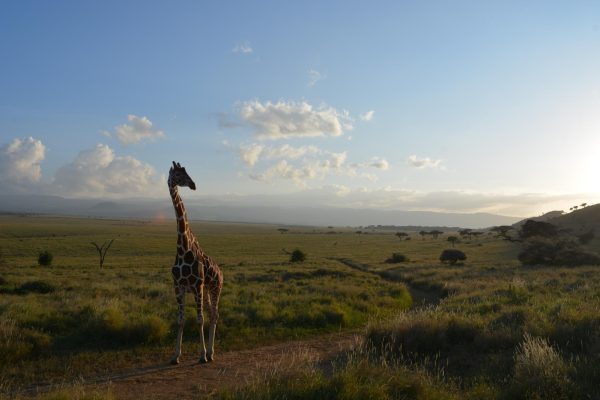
[170,357,180,365]
[199,356,209,364]
[207,354,214,362]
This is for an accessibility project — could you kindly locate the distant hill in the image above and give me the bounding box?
[512,210,566,229]
[0,194,521,229]
[548,204,600,233]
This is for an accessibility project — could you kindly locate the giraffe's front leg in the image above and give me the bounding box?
[206,288,221,362]
[194,286,208,364]
[170,286,185,365]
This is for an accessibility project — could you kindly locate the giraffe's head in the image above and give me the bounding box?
[169,161,196,190]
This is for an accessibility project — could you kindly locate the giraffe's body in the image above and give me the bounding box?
[168,162,223,364]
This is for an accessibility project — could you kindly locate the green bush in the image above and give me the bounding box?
[290,249,306,263]
[439,249,466,264]
[385,253,408,263]
[38,250,53,266]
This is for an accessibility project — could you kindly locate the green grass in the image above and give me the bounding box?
[0,215,412,392]
[2,215,600,398]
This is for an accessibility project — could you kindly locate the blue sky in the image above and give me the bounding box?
[1,1,599,216]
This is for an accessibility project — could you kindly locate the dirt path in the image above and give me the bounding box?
[24,332,359,399]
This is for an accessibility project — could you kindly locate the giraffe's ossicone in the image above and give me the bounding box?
[168,161,223,365]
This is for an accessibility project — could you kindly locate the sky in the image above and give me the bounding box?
[1,1,599,217]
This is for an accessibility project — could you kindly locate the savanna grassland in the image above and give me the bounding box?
[1,214,600,399]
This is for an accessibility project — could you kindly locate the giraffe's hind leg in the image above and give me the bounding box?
[206,285,221,362]
[170,285,185,365]
[193,285,208,364]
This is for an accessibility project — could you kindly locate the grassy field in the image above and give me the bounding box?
[1,214,600,399]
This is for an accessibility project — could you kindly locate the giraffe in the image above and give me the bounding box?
[168,161,223,365]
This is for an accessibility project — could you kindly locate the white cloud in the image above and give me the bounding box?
[232,42,253,54]
[106,115,165,145]
[308,69,325,87]
[360,110,375,121]
[352,157,389,170]
[264,144,321,160]
[239,143,264,167]
[407,155,442,169]
[0,137,45,185]
[53,144,159,197]
[238,100,353,140]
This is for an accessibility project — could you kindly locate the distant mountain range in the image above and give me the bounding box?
[0,194,521,229]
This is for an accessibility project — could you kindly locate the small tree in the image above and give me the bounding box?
[38,250,53,266]
[395,232,408,240]
[447,236,459,247]
[581,203,587,208]
[91,239,115,268]
[440,249,466,264]
[290,249,306,263]
[277,228,289,234]
[419,230,427,241]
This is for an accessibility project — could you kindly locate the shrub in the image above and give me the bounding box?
[519,219,559,239]
[0,276,6,285]
[18,280,56,294]
[385,253,408,263]
[132,316,169,344]
[38,250,53,266]
[439,249,466,264]
[290,249,306,263]
[577,229,595,245]
[518,238,600,266]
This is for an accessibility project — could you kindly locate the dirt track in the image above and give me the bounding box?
[23,332,359,399]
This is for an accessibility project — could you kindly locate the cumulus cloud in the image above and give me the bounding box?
[239,143,264,167]
[0,137,46,186]
[53,144,159,197]
[232,42,253,54]
[247,150,383,186]
[238,100,353,140]
[308,69,325,87]
[360,110,374,121]
[407,155,442,169]
[105,115,165,145]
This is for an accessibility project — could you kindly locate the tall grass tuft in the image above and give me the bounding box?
[511,333,573,399]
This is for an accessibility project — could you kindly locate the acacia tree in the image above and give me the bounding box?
[447,236,458,247]
[396,232,408,240]
[430,230,443,239]
[419,230,427,240]
[91,239,115,268]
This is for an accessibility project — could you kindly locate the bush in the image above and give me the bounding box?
[439,249,466,264]
[519,219,559,239]
[18,280,56,294]
[518,238,600,266]
[38,250,53,266]
[385,253,408,263]
[290,249,306,263]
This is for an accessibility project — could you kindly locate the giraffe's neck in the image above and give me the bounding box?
[169,180,195,249]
